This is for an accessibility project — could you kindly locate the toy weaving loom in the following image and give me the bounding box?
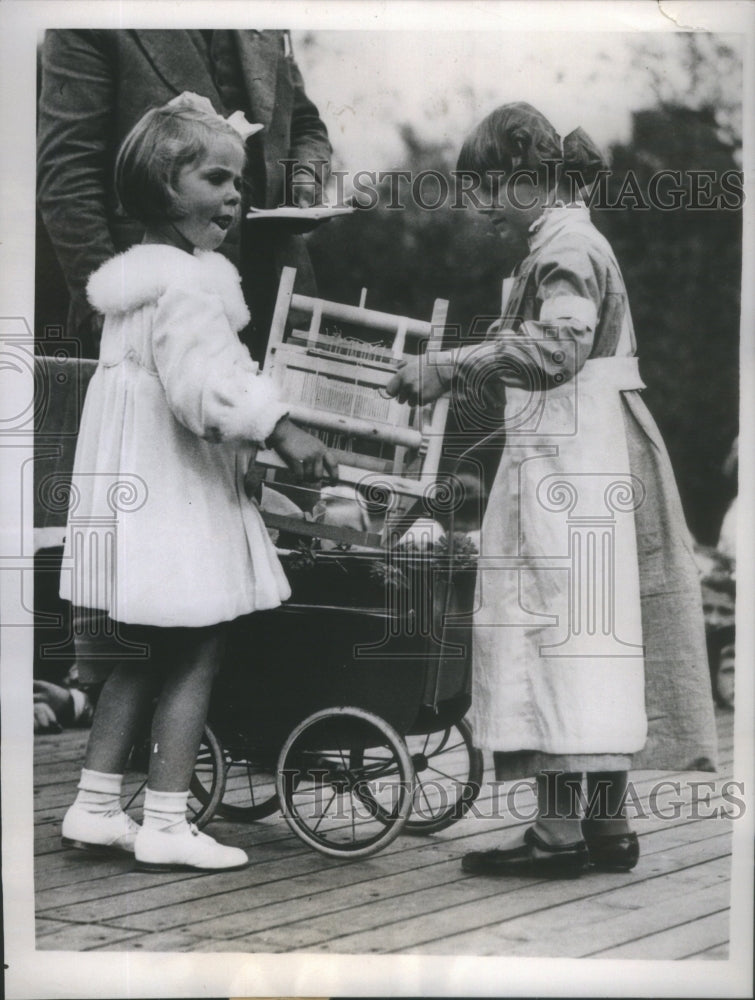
[256,267,451,510]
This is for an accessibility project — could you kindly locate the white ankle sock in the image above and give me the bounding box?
[142,788,189,833]
[73,768,123,815]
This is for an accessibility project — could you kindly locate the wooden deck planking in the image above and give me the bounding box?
[33,921,146,952]
[36,815,728,945]
[259,834,732,955]
[35,794,728,923]
[34,708,735,956]
[41,827,729,955]
[99,817,731,942]
[408,856,731,957]
[590,910,731,960]
[690,942,731,959]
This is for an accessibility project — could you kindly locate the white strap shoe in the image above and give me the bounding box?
[62,806,140,855]
[134,823,249,872]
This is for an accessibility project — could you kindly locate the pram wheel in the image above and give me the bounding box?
[215,752,283,822]
[276,707,414,858]
[123,723,225,831]
[187,723,226,827]
[404,719,483,834]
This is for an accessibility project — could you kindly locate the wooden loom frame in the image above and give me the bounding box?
[255,267,451,501]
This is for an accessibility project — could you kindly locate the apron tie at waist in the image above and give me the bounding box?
[517,355,645,401]
[579,355,645,391]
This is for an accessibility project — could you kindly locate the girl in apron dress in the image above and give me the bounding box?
[387,103,717,878]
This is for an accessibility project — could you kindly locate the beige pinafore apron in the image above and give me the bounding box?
[470,354,649,755]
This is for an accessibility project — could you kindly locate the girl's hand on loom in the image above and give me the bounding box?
[269,418,339,483]
[385,354,452,406]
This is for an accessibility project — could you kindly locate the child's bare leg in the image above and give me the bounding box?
[63,661,158,854]
[147,626,225,792]
[535,770,584,846]
[135,625,247,871]
[83,663,161,774]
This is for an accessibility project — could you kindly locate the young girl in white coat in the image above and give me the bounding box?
[60,95,337,872]
[388,103,717,878]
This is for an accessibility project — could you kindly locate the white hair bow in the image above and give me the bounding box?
[167,91,263,140]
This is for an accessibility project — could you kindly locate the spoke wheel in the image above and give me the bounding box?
[122,723,225,830]
[276,707,414,858]
[403,718,483,834]
[215,752,285,821]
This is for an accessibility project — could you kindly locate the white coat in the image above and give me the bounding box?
[59,244,291,627]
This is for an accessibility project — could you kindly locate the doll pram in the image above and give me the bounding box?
[192,273,483,858]
[196,543,481,858]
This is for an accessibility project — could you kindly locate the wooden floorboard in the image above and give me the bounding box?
[33,707,736,958]
[590,910,730,960]
[406,858,731,957]
[689,942,731,960]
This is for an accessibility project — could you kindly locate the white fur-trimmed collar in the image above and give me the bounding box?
[86,245,251,332]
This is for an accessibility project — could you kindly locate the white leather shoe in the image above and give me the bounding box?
[62,806,140,855]
[134,824,249,872]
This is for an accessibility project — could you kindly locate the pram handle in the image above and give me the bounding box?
[255,448,431,500]
[260,511,383,550]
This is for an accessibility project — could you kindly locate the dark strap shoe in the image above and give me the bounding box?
[583,828,640,871]
[461,826,589,878]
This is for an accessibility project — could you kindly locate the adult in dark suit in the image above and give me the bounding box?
[37,29,332,360]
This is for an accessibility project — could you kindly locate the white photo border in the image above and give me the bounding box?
[1,1,753,997]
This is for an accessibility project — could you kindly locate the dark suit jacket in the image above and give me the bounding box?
[37,29,331,357]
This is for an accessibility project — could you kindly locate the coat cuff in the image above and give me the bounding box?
[246,377,290,444]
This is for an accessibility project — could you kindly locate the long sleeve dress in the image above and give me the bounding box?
[59,245,291,628]
[459,206,717,777]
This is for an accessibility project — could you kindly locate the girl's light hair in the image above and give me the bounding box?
[115,104,245,226]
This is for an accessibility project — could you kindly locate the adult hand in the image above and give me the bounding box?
[34,679,72,716]
[33,699,62,734]
[291,169,319,209]
[385,353,453,407]
[269,417,339,482]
